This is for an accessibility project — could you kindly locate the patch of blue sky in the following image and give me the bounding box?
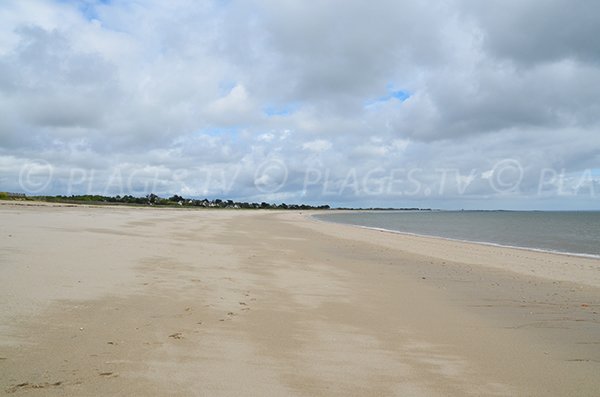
[364,85,411,108]
[56,0,111,21]
[213,0,233,8]
[263,103,300,117]
[218,80,238,96]
[389,90,411,101]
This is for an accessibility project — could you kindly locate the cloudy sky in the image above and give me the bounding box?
[1,0,599,209]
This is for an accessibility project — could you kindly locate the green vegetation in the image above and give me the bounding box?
[0,192,26,200]
[2,193,331,210]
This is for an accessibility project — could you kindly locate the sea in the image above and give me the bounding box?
[314,211,600,258]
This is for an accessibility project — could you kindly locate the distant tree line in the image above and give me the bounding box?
[0,192,25,199]
[2,192,433,211]
[9,193,331,210]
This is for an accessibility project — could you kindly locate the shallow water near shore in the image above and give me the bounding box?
[315,211,600,258]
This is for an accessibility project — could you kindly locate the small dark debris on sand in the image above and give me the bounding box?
[6,381,62,393]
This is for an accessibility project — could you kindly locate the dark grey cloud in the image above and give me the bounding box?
[226,0,449,111]
[461,0,600,65]
[391,58,600,140]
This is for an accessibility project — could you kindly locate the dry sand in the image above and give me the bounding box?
[0,202,599,396]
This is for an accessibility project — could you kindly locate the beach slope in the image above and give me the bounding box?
[1,204,599,396]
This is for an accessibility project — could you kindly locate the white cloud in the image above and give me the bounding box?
[206,84,256,125]
[302,139,332,152]
[257,133,275,143]
[391,139,410,152]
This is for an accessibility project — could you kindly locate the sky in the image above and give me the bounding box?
[0,0,599,209]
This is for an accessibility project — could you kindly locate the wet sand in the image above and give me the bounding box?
[1,203,599,396]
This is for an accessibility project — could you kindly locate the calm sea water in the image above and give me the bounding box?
[315,211,600,258]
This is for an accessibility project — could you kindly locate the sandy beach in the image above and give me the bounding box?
[1,203,599,396]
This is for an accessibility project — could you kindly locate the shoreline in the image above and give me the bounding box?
[311,214,600,260]
[300,211,600,289]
